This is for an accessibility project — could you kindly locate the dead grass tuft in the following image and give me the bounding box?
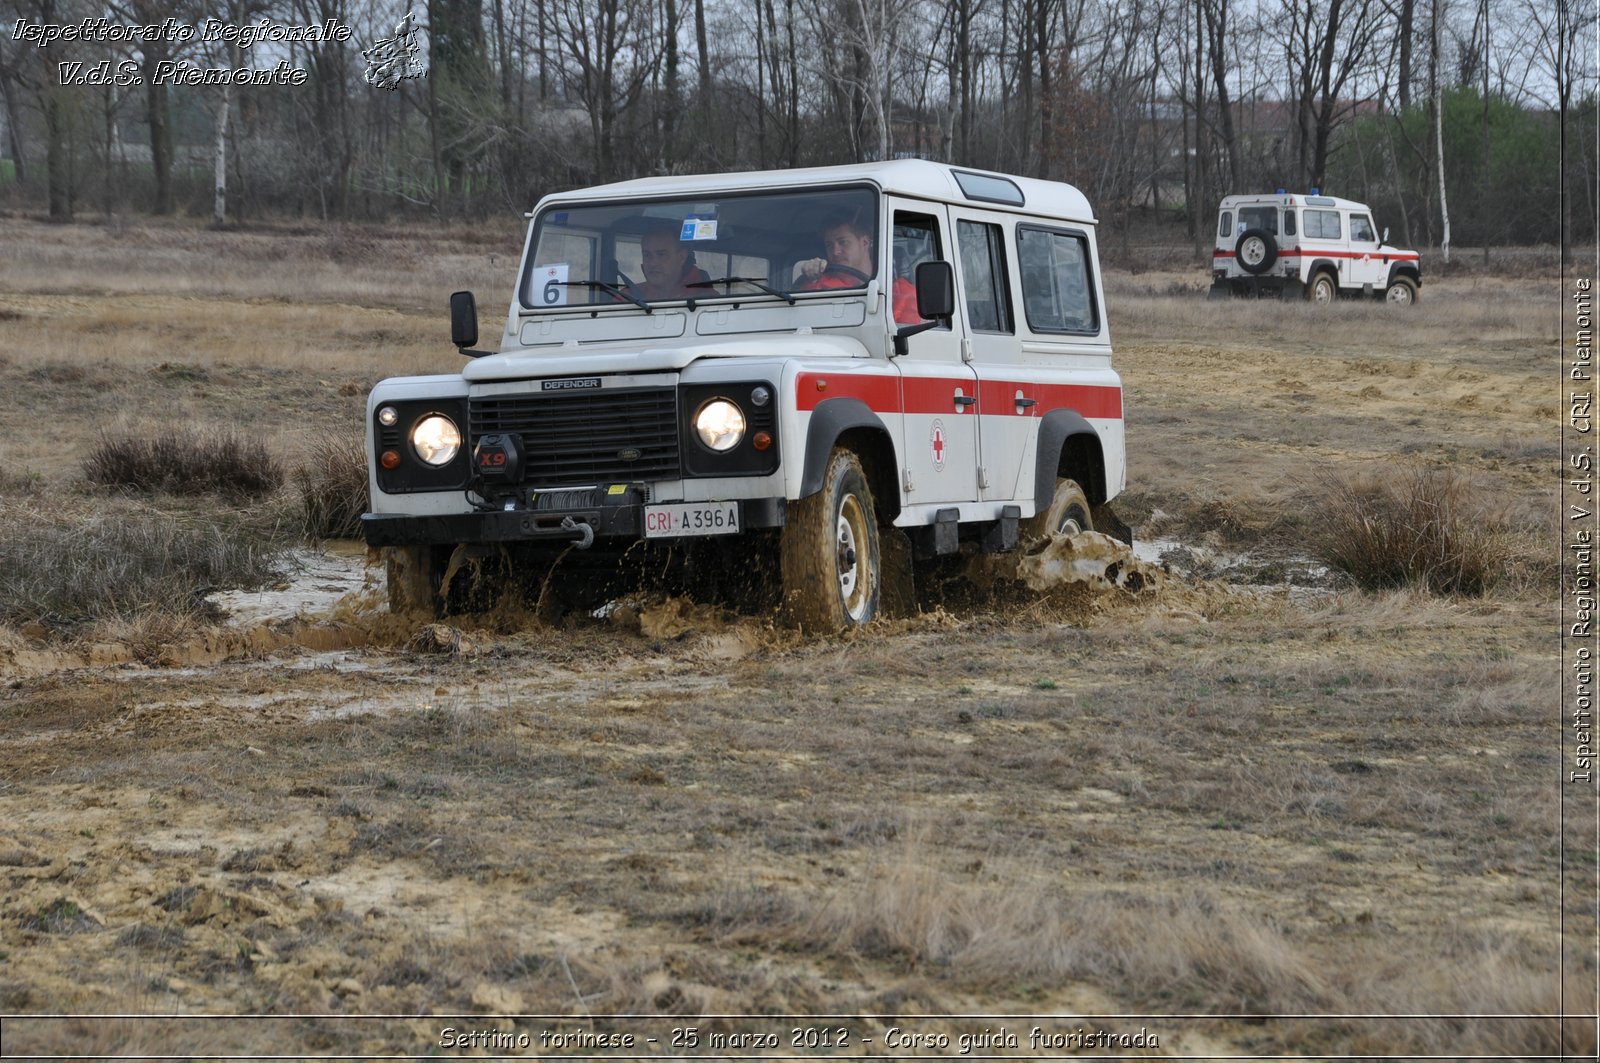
[1306,466,1508,595]
[84,427,285,498]
[0,499,286,628]
[294,429,368,540]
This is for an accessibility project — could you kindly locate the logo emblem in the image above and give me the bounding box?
[930,419,946,471]
[617,448,641,462]
[362,11,426,90]
[541,377,602,391]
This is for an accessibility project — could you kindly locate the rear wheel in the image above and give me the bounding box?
[1019,478,1094,546]
[781,448,881,632]
[1307,271,1337,304]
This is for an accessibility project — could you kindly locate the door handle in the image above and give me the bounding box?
[1014,397,1037,408]
[954,394,977,408]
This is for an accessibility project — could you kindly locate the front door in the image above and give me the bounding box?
[888,200,979,506]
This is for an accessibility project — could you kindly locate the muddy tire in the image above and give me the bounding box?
[1385,275,1418,305]
[1019,478,1094,546]
[384,545,443,616]
[781,448,881,632]
[1307,271,1337,304]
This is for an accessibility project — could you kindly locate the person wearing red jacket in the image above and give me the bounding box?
[792,210,923,325]
[632,224,711,301]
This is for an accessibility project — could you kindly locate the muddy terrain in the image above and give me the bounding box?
[0,220,1591,1058]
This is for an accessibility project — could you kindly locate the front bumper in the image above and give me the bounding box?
[362,488,786,548]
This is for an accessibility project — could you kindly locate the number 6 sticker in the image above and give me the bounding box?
[535,263,568,305]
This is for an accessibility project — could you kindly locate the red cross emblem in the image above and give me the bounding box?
[930,420,946,470]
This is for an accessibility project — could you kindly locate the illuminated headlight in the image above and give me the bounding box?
[411,414,462,466]
[377,405,399,427]
[694,399,746,452]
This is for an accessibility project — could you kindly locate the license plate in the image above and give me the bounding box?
[643,501,740,539]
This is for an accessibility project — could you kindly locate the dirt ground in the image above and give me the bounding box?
[0,218,1593,1058]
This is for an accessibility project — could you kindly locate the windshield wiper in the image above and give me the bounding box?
[547,279,652,313]
[689,276,797,305]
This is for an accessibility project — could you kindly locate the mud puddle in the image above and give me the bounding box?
[206,540,376,626]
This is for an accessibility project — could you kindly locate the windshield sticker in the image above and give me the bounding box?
[681,217,718,241]
[535,263,569,306]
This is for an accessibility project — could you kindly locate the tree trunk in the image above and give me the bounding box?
[212,82,231,226]
[146,78,172,214]
[1432,0,1449,262]
[0,41,28,185]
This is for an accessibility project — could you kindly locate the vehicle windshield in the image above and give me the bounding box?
[520,185,879,310]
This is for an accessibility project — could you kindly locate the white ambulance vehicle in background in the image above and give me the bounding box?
[1211,190,1422,305]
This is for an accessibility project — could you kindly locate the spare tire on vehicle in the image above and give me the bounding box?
[1235,229,1278,275]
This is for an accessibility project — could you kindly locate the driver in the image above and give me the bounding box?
[792,209,920,324]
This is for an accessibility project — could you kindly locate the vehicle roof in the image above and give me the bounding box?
[1219,192,1371,212]
[533,160,1097,224]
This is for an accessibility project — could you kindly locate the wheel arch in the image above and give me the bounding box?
[1307,258,1339,283]
[1387,262,1421,287]
[799,397,899,519]
[1033,409,1108,511]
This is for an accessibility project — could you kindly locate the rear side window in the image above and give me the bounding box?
[1283,210,1297,237]
[1305,209,1342,239]
[957,220,1013,333]
[1238,206,1278,234]
[1218,211,1233,238]
[1016,226,1098,335]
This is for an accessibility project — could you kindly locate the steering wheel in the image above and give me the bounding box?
[822,262,871,283]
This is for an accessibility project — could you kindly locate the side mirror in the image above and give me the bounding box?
[914,260,956,320]
[1382,227,1390,244]
[450,290,479,350]
[893,261,956,357]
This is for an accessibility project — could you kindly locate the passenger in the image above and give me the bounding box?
[630,223,711,301]
[792,208,922,324]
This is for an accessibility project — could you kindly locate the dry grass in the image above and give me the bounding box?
[0,497,287,628]
[1305,466,1508,594]
[85,427,285,498]
[295,429,369,540]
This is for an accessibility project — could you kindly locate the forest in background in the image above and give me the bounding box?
[1,0,1595,253]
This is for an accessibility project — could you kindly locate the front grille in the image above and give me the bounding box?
[470,388,680,487]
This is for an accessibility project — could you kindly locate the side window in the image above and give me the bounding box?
[893,211,947,329]
[1017,226,1097,335]
[1305,210,1342,239]
[1218,211,1233,239]
[957,220,1013,334]
[1283,210,1296,237]
[1350,214,1375,242]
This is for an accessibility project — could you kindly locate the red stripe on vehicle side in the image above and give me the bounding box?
[1213,248,1421,261]
[796,373,1121,420]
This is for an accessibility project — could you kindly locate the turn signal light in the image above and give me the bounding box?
[380,449,401,469]
[752,432,773,451]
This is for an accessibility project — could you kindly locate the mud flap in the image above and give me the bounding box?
[878,527,917,619]
[1091,502,1134,546]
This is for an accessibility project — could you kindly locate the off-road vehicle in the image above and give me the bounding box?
[361,160,1127,630]
[1210,190,1421,304]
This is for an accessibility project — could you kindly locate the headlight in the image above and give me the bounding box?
[694,399,746,452]
[411,414,462,466]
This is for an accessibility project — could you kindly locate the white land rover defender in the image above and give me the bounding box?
[1210,190,1422,304]
[362,160,1127,631]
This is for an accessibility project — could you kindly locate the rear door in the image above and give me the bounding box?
[950,208,1027,501]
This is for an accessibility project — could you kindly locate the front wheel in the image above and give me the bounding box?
[1384,275,1419,305]
[781,449,881,632]
[383,544,444,616]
